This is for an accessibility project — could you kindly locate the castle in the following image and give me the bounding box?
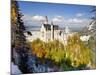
[25,16,71,44]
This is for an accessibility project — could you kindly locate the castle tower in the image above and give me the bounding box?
[51,21,54,41]
[45,16,48,24]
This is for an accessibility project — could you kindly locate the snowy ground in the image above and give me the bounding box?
[11,62,22,75]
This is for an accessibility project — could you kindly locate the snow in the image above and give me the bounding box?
[11,62,22,75]
[80,35,91,41]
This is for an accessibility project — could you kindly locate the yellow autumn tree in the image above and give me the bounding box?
[66,33,93,68]
[30,39,46,58]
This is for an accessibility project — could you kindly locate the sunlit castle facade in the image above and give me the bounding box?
[40,23,59,42]
[25,16,71,44]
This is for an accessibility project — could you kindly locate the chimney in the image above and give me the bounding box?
[51,21,54,41]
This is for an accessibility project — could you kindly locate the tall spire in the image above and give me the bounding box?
[45,16,48,24]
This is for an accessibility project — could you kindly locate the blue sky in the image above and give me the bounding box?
[17,1,95,29]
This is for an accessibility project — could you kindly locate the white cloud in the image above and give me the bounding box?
[65,18,92,27]
[52,16,64,24]
[56,16,64,19]
[22,15,47,26]
[52,18,62,22]
[67,18,83,23]
[22,14,33,21]
[76,13,83,17]
[22,14,92,28]
[22,14,34,26]
[32,15,46,23]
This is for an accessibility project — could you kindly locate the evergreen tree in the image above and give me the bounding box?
[11,0,32,73]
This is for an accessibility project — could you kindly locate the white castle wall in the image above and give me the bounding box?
[24,25,71,45]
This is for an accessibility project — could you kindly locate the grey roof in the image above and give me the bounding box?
[43,24,59,30]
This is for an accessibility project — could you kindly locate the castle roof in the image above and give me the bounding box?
[43,24,59,30]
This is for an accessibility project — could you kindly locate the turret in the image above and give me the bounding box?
[51,21,54,41]
[45,16,48,24]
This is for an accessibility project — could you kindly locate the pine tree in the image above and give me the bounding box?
[11,0,32,73]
